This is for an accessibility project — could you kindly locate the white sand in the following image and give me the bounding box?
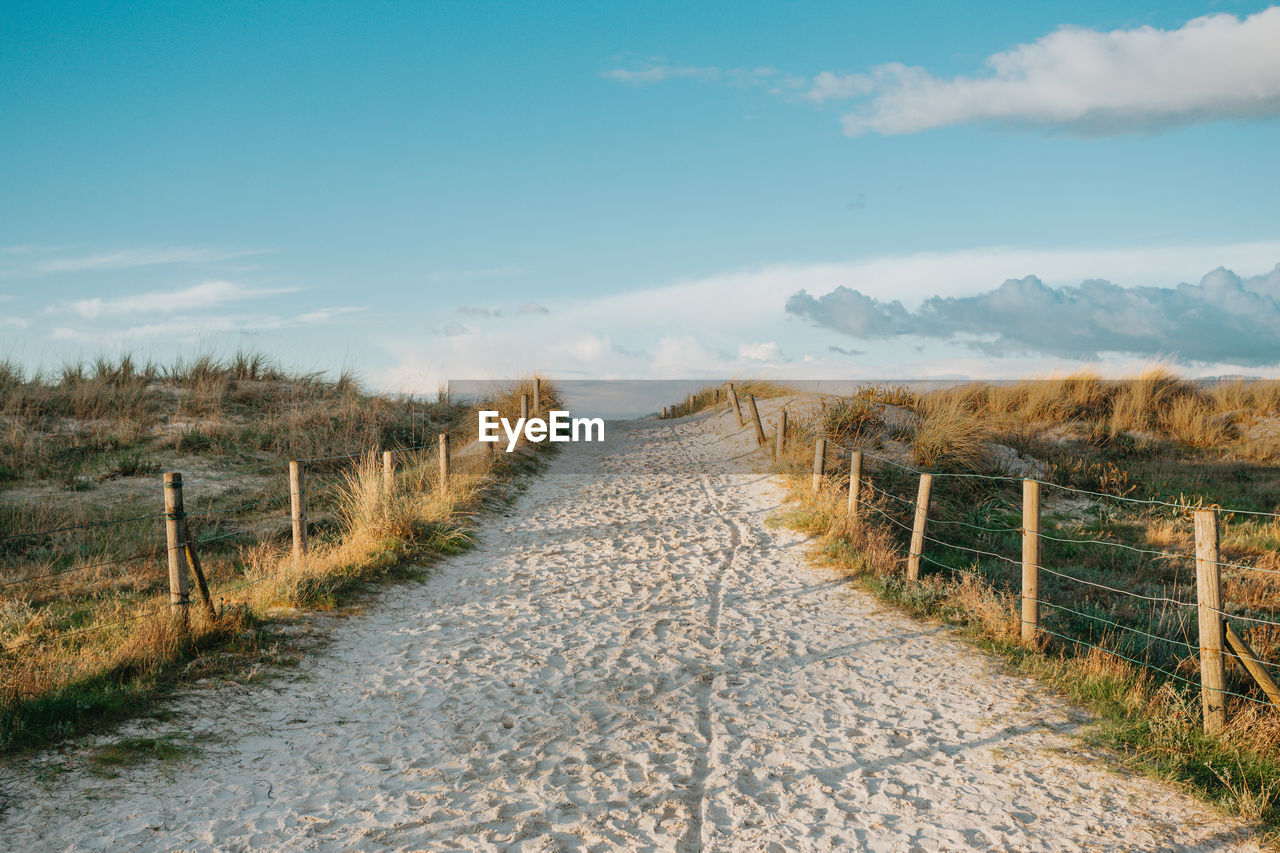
[0,410,1262,851]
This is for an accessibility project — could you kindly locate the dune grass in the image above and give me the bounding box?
[765,371,1280,831]
[660,379,796,421]
[0,358,558,753]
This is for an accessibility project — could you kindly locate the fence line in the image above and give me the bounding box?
[779,420,1280,733]
[820,437,1280,521]
[658,386,1280,734]
[0,427,510,635]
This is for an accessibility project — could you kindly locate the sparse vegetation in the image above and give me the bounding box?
[767,370,1280,829]
[662,380,795,420]
[0,355,557,753]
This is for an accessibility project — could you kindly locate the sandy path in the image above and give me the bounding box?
[0,414,1262,851]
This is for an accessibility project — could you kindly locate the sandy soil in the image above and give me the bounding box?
[0,409,1263,851]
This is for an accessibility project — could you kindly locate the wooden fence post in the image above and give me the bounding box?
[728,383,744,426]
[848,450,862,517]
[775,409,788,459]
[289,461,307,561]
[438,433,450,497]
[1224,622,1280,708]
[182,539,217,621]
[534,377,542,417]
[747,395,766,446]
[520,393,529,423]
[1196,508,1227,734]
[811,438,826,491]
[163,472,190,623]
[906,473,933,581]
[1021,479,1041,645]
[662,406,668,420]
[383,450,395,494]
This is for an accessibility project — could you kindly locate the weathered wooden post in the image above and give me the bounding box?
[520,393,529,423]
[438,433,450,497]
[163,472,190,624]
[1021,479,1041,645]
[747,395,767,446]
[848,450,862,517]
[662,406,668,420]
[812,438,826,491]
[182,539,217,621]
[1195,508,1227,734]
[728,383,744,426]
[382,450,395,494]
[906,473,933,581]
[1225,623,1280,707]
[534,377,542,417]
[775,409,788,459]
[289,461,307,560]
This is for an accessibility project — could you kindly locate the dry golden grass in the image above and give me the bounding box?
[911,395,990,471]
[730,379,794,400]
[0,364,559,752]
[768,368,1280,828]
[776,453,1280,829]
[1163,394,1235,448]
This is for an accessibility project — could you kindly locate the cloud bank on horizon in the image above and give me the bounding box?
[8,242,1280,388]
[787,264,1280,366]
[606,7,1280,135]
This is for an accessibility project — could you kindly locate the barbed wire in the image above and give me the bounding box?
[1036,624,1270,706]
[702,416,1280,709]
[1,512,164,544]
[822,438,1280,519]
[1036,532,1196,562]
[0,549,158,590]
[913,538,1275,701]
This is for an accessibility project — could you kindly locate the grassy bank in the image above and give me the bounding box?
[0,356,557,753]
[662,379,796,420]
[720,372,1280,830]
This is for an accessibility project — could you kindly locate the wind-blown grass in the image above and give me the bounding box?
[768,369,1280,830]
[0,358,558,753]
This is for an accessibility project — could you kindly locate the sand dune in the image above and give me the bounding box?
[0,411,1261,850]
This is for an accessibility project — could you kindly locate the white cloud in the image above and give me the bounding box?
[13,246,267,276]
[788,265,1280,365]
[423,265,523,283]
[802,71,873,103]
[553,334,609,363]
[841,8,1280,135]
[600,64,719,85]
[60,280,297,318]
[1,317,28,329]
[602,63,815,98]
[370,240,1280,390]
[605,10,1280,136]
[518,302,550,315]
[294,306,364,324]
[47,306,363,344]
[739,341,785,362]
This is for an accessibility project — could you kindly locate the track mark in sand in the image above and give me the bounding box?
[671,423,743,852]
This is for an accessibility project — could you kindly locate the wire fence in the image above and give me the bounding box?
[810,431,1280,725]
[821,438,1280,520]
[664,382,1280,732]
[0,432,491,643]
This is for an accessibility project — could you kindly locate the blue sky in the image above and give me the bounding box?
[2,1,1279,388]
